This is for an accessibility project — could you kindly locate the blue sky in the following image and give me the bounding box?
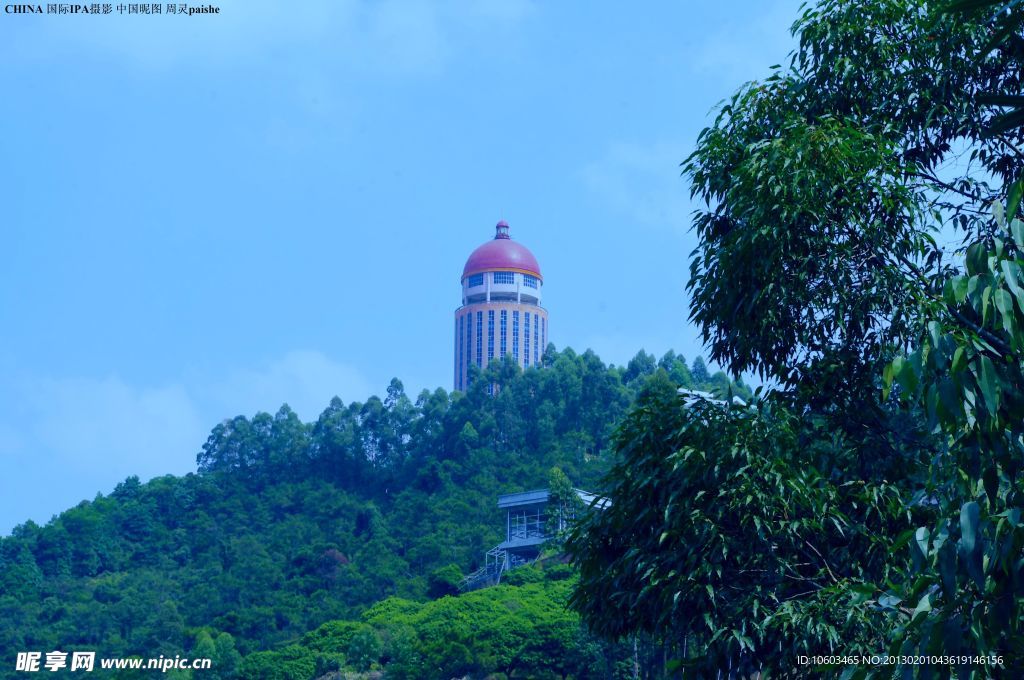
[0,0,801,535]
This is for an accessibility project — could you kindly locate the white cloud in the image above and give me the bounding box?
[0,372,206,533]
[0,350,372,533]
[16,375,205,478]
[202,349,373,421]
[580,140,692,235]
[686,0,801,84]
[0,352,373,472]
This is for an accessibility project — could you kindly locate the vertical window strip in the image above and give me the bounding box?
[457,315,463,391]
[500,310,507,358]
[488,311,495,361]
[476,312,483,367]
[524,313,531,366]
[466,311,472,378]
[533,314,539,365]
[512,311,519,363]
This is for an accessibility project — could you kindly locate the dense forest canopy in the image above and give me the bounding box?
[0,345,746,679]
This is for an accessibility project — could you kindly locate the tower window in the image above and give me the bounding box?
[523,275,538,289]
[457,315,464,391]
[476,312,483,367]
[512,311,519,362]
[487,311,495,361]
[500,310,507,358]
[467,273,484,287]
[493,271,514,285]
[466,312,472,376]
[524,313,530,367]
[534,314,539,365]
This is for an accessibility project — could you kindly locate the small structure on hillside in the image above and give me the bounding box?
[460,487,602,591]
[679,388,747,408]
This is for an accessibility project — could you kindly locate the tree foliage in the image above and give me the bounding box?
[570,0,1024,676]
[880,204,1024,668]
[568,380,917,675]
[0,345,740,680]
[683,0,1018,406]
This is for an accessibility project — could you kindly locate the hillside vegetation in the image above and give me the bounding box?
[0,347,746,679]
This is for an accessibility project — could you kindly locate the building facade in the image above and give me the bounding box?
[454,220,547,391]
[461,487,601,591]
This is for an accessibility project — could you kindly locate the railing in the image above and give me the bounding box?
[508,509,545,541]
[459,544,537,592]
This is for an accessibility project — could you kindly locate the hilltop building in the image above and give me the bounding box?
[461,488,602,591]
[454,220,547,391]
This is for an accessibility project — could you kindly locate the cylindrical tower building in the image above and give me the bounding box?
[454,220,547,391]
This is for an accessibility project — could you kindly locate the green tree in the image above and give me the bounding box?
[193,631,219,675]
[544,467,583,545]
[689,356,710,385]
[881,203,1024,668]
[346,624,382,671]
[623,350,656,385]
[215,633,242,679]
[567,380,909,674]
[571,0,1024,674]
[237,645,316,680]
[683,0,1017,408]
[426,563,463,599]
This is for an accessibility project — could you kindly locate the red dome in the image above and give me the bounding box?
[462,222,542,281]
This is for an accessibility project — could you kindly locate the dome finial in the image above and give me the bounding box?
[495,219,510,239]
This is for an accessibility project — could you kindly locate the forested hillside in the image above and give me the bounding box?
[233,567,646,680]
[0,346,746,678]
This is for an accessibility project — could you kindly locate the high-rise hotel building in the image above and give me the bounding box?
[454,220,547,391]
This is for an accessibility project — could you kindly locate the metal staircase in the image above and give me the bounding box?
[459,544,535,591]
